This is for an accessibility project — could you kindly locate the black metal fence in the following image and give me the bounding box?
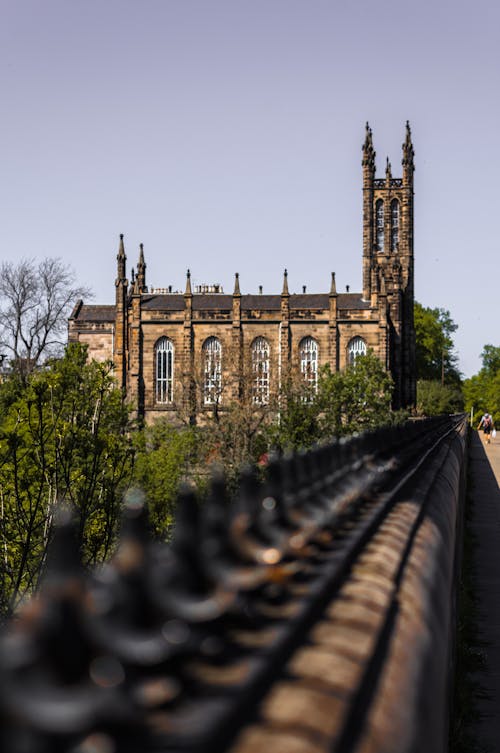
[0,415,467,753]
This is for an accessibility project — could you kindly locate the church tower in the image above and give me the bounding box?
[70,123,416,423]
[362,122,416,408]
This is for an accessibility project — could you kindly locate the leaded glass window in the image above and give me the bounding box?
[203,337,222,405]
[252,337,270,405]
[375,199,384,251]
[390,199,399,252]
[155,337,174,403]
[348,336,367,365]
[300,336,318,391]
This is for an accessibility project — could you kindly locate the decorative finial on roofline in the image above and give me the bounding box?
[362,122,375,167]
[282,268,289,296]
[330,272,337,296]
[233,272,241,296]
[402,120,415,170]
[185,269,192,295]
[116,234,126,280]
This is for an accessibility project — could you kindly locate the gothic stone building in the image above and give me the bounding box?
[68,123,416,422]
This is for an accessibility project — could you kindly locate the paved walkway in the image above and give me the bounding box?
[467,430,500,751]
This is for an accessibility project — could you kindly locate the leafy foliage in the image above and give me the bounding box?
[463,344,500,427]
[132,420,201,539]
[268,351,395,451]
[416,380,464,416]
[414,301,461,384]
[0,344,133,616]
[478,345,500,377]
[319,353,395,437]
[267,377,321,452]
[0,340,404,617]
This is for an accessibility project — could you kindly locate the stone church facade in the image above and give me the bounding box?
[68,123,416,422]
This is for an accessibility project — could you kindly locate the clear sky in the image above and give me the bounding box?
[0,0,498,377]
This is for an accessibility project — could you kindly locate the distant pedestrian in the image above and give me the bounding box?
[478,412,495,444]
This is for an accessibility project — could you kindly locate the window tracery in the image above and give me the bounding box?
[155,337,174,403]
[300,336,319,391]
[252,337,270,405]
[375,199,384,251]
[203,337,222,405]
[390,199,399,251]
[348,336,367,364]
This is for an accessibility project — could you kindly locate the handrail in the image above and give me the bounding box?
[0,414,468,753]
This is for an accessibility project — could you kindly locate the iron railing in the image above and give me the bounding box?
[0,414,467,753]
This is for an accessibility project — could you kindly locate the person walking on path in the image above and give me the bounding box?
[478,411,495,444]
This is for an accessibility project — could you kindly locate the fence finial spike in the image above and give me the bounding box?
[42,503,82,584]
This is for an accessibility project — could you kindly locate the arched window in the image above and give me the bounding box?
[375,199,384,251]
[348,336,367,365]
[390,199,399,252]
[203,337,222,405]
[252,337,270,405]
[155,337,174,403]
[300,336,319,391]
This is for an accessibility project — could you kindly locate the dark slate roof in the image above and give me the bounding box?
[141,294,234,312]
[242,295,281,311]
[240,293,370,311]
[72,292,371,320]
[290,294,329,309]
[193,295,232,311]
[141,295,186,311]
[337,293,370,310]
[73,304,116,322]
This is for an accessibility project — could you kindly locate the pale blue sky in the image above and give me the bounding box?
[0,0,498,376]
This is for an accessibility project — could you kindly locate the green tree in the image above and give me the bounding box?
[414,302,461,385]
[416,380,464,416]
[268,351,395,451]
[478,345,500,376]
[319,351,395,436]
[463,344,500,427]
[199,340,279,476]
[132,420,201,539]
[267,376,321,452]
[0,344,133,616]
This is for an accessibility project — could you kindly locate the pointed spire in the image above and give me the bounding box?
[281,269,289,296]
[329,272,337,296]
[185,269,192,296]
[363,121,371,146]
[402,120,414,168]
[129,267,136,295]
[362,122,376,168]
[386,157,392,179]
[233,272,241,296]
[136,243,146,292]
[116,233,126,280]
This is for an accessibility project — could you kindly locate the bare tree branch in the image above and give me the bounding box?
[0,258,92,378]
